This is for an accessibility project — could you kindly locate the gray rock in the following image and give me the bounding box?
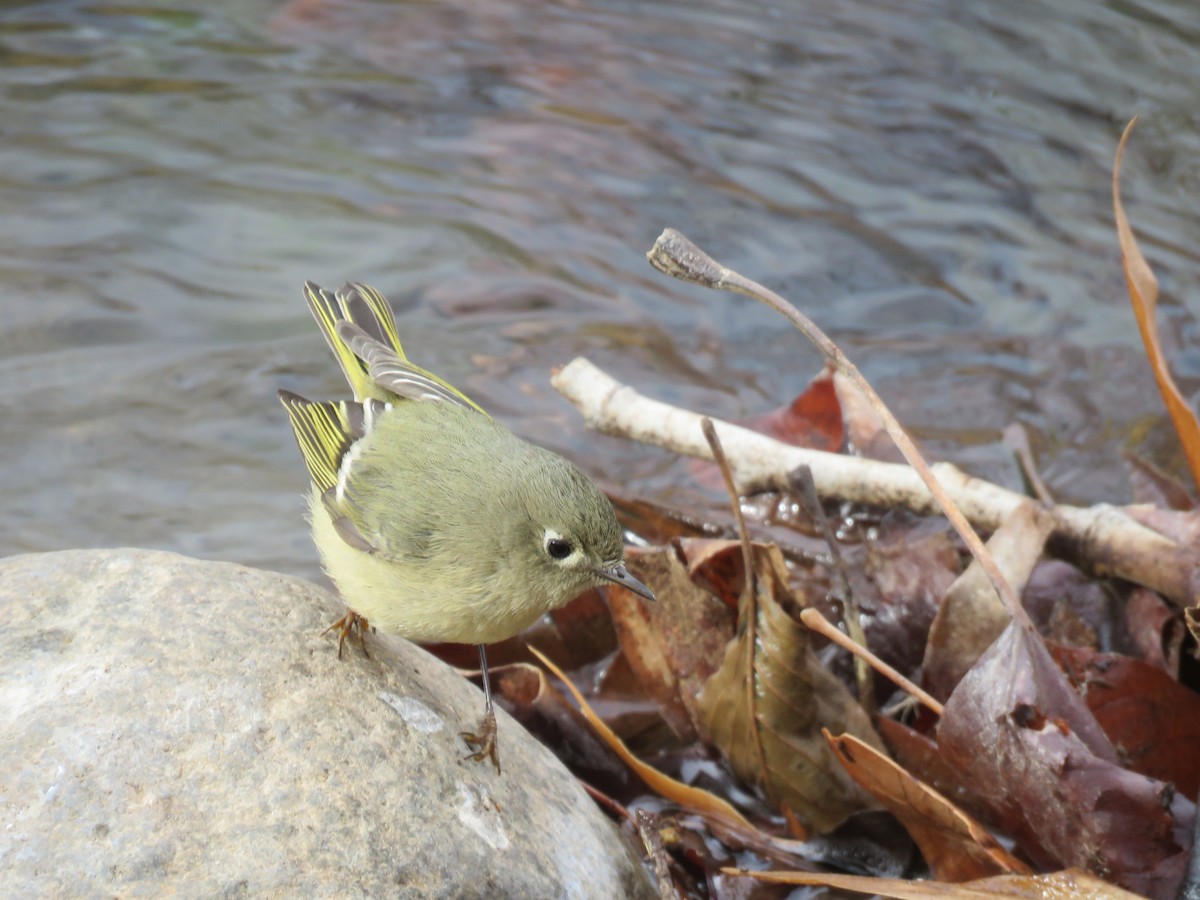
[0,549,654,898]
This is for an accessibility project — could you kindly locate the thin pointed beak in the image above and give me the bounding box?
[597,563,656,603]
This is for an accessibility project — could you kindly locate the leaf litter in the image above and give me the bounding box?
[409,119,1200,898]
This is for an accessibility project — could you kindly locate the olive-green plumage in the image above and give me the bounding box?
[279,281,652,647]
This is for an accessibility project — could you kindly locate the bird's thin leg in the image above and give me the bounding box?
[460,644,501,773]
[322,609,372,659]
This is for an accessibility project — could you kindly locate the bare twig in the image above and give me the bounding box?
[800,608,944,717]
[1002,423,1053,505]
[701,417,755,599]
[551,358,1199,607]
[646,228,1029,629]
[700,416,772,806]
[635,810,679,900]
[790,465,873,712]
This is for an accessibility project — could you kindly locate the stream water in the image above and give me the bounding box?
[2,0,1198,580]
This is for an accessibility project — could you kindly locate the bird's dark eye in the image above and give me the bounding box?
[546,538,573,560]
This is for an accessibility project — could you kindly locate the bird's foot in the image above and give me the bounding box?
[322,610,372,659]
[460,709,501,774]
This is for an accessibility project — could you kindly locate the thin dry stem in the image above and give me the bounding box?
[552,357,1199,606]
[700,415,772,806]
[790,465,873,713]
[647,228,1029,629]
[635,810,679,900]
[800,608,944,717]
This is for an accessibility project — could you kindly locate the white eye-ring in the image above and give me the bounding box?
[543,528,575,562]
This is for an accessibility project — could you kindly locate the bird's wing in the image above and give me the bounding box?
[277,389,386,553]
[336,319,487,414]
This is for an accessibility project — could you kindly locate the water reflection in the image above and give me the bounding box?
[0,0,1197,575]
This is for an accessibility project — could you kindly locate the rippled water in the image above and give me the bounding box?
[2,0,1198,579]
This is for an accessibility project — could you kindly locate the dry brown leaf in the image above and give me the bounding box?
[1113,117,1200,488]
[483,661,633,790]
[922,501,1055,700]
[722,866,1144,898]
[693,543,885,833]
[529,645,762,838]
[824,730,1030,882]
[608,543,736,740]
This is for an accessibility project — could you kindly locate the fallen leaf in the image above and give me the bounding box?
[825,730,1030,881]
[682,538,749,610]
[875,718,1002,831]
[937,621,1193,898]
[850,513,961,680]
[722,866,1145,898]
[607,490,721,547]
[1113,117,1200,488]
[1050,645,1200,796]
[694,543,885,832]
[833,368,901,462]
[530,645,805,850]
[608,543,736,741]
[922,502,1055,700]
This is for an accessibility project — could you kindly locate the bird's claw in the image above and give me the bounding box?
[460,709,501,774]
[323,610,372,659]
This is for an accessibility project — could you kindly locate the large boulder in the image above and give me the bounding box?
[0,548,654,898]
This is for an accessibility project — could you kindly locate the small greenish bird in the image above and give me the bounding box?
[279,282,654,771]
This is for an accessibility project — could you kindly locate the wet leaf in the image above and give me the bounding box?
[607,490,721,546]
[694,543,885,833]
[825,730,1030,881]
[922,502,1055,701]
[850,513,960,680]
[937,621,1193,898]
[875,718,1001,830]
[608,543,736,740]
[682,538,749,610]
[723,866,1145,898]
[1050,645,1200,797]
[1113,118,1200,488]
[1018,560,1114,651]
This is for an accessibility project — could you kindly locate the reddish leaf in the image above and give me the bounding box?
[937,621,1193,898]
[740,363,844,451]
[1050,645,1200,797]
[825,730,1030,881]
[875,718,1003,831]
